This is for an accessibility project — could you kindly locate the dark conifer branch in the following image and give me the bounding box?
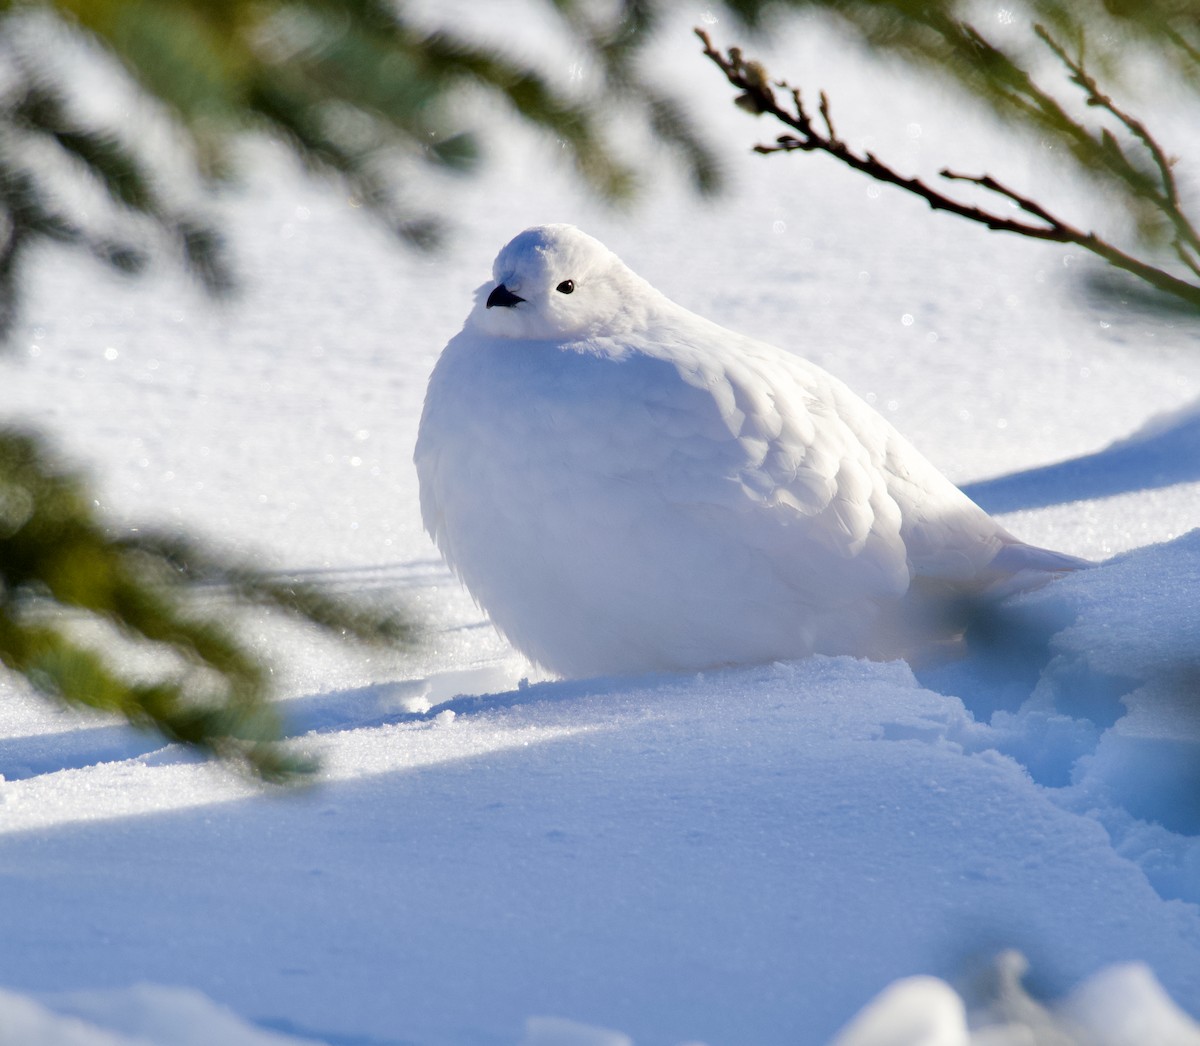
[0,430,416,781]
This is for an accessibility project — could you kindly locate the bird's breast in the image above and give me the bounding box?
[415,332,918,673]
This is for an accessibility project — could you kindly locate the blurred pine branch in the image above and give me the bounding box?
[0,0,725,332]
[0,430,414,782]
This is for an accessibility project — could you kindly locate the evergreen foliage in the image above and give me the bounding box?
[0,430,413,780]
[0,0,723,333]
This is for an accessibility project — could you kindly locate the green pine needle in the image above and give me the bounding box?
[0,429,417,781]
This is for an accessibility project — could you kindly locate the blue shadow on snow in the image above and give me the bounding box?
[962,402,1200,513]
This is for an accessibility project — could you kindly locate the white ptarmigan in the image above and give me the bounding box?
[415,224,1086,677]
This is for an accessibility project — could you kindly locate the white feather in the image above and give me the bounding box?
[415,224,1086,676]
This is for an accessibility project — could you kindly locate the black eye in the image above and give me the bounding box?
[556,279,575,294]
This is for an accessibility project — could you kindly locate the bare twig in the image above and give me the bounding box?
[1034,23,1200,255]
[695,27,1200,311]
[1175,240,1200,280]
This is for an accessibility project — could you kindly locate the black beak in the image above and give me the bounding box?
[486,283,525,309]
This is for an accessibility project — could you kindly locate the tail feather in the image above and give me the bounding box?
[979,539,1093,601]
[991,540,1093,575]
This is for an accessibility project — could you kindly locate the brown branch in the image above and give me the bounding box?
[1175,239,1200,281]
[695,27,1200,312]
[1034,23,1200,256]
[818,91,839,146]
[1165,24,1200,66]
[940,170,1200,305]
[1035,26,1176,203]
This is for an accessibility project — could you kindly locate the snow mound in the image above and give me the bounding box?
[522,1015,635,1046]
[830,975,968,1046]
[0,984,321,1045]
[963,397,1200,513]
[832,952,1200,1046]
[6,957,1198,1046]
[916,529,1200,905]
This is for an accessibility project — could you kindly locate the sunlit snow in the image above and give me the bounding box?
[1,7,1199,1046]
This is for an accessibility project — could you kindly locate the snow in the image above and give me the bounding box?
[830,955,1200,1046]
[0,984,324,1045]
[2,6,1200,1045]
[830,976,969,1046]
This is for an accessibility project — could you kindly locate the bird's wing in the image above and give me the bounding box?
[610,318,916,606]
[654,316,1021,595]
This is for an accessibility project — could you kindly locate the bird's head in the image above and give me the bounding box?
[470,224,648,341]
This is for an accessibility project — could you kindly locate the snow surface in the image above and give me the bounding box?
[2,5,1200,1044]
